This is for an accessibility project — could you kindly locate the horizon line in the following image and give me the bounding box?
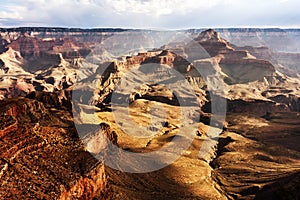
[1,26,300,31]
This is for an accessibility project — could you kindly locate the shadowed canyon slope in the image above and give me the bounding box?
[0,27,300,199]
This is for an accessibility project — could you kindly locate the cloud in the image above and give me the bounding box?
[0,4,25,20]
[104,0,222,16]
[0,0,175,27]
[0,0,299,28]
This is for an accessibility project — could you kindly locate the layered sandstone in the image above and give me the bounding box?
[0,98,111,199]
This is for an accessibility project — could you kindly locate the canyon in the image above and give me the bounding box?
[0,27,300,199]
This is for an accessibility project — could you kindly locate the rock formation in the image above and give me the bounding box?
[1,27,300,199]
[0,98,113,199]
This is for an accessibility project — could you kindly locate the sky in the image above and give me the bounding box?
[0,0,299,29]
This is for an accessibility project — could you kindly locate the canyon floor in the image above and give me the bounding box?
[99,99,300,200]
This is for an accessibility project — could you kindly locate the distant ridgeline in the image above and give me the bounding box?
[0,27,299,52]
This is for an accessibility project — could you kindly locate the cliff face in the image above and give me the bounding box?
[0,28,123,100]
[214,28,300,53]
[0,98,111,199]
[0,37,8,53]
[0,28,296,104]
[88,29,292,113]
[59,164,108,200]
[0,39,79,99]
[0,115,18,137]
[1,27,299,124]
[189,28,300,77]
[193,29,276,84]
[0,98,48,119]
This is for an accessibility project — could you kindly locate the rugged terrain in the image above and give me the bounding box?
[0,27,300,199]
[0,98,111,199]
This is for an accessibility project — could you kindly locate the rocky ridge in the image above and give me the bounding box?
[0,98,112,199]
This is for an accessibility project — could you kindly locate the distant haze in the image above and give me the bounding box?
[0,0,300,28]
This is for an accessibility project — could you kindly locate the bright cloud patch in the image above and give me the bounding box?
[0,0,299,28]
[104,0,221,15]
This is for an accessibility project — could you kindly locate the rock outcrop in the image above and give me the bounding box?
[0,98,111,199]
[85,29,295,114]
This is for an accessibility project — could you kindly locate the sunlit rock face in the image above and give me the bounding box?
[0,98,111,199]
[0,28,123,99]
